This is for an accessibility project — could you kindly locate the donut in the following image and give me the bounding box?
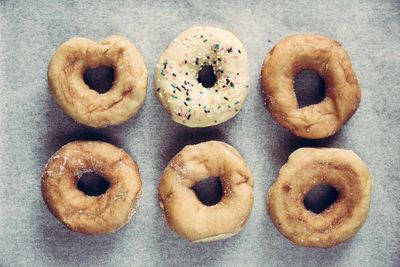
[267,148,372,248]
[155,26,249,127]
[158,141,254,242]
[261,35,361,139]
[42,141,142,234]
[48,35,147,128]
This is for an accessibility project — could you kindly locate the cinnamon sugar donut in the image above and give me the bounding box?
[48,35,147,128]
[158,141,254,242]
[267,148,372,248]
[42,141,142,234]
[261,35,361,139]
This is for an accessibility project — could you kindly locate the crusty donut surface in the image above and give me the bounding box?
[261,35,361,139]
[155,26,249,127]
[267,148,372,248]
[158,141,254,242]
[48,35,147,128]
[42,141,142,234]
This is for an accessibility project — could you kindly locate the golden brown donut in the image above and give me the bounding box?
[267,148,372,248]
[48,35,147,128]
[158,141,254,242]
[42,141,142,234]
[261,35,361,139]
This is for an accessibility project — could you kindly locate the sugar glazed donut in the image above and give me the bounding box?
[158,141,254,242]
[42,141,142,234]
[155,26,249,127]
[267,148,372,248]
[261,35,361,139]
[48,35,147,128]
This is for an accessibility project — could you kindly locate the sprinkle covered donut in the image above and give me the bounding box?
[267,148,372,248]
[158,141,254,242]
[261,35,361,139]
[155,26,249,127]
[48,35,147,128]
[42,141,142,234]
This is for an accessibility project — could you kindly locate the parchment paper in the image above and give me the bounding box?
[1,1,399,266]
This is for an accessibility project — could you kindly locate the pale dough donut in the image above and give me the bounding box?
[48,35,147,128]
[261,35,361,139]
[155,26,250,127]
[42,141,142,234]
[158,141,254,242]
[267,148,372,248]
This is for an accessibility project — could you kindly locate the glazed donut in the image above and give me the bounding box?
[48,35,147,128]
[261,35,361,139]
[158,141,254,242]
[267,148,372,248]
[42,141,142,234]
[155,26,249,127]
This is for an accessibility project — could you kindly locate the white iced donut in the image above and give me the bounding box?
[155,26,250,127]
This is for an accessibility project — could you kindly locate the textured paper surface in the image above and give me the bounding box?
[1,1,399,266]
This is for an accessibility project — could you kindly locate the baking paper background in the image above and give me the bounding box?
[1,0,399,266]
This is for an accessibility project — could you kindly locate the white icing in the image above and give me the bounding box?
[155,26,249,127]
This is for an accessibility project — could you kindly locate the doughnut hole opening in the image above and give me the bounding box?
[303,184,339,214]
[294,70,326,108]
[77,172,110,196]
[197,64,217,88]
[83,66,115,94]
[192,177,223,206]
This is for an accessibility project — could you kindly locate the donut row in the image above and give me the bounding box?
[48,26,361,139]
[42,140,371,248]
[43,26,371,249]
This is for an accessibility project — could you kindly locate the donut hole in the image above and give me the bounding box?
[77,172,110,196]
[304,184,339,214]
[197,64,217,88]
[83,66,115,94]
[294,70,326,108]
[192,177,223,206]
